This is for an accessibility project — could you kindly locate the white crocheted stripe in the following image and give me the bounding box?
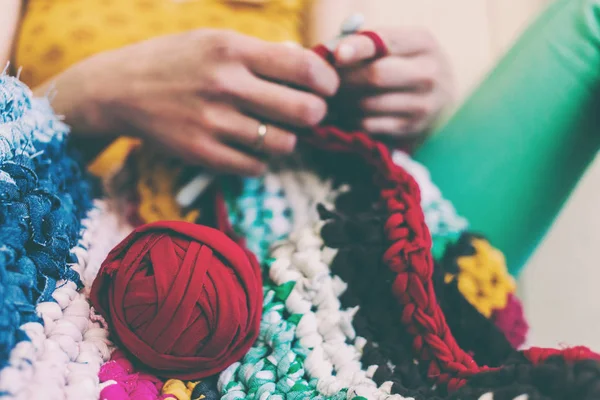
[274,169,413,400]
[0,200,133,400]
[218,170,307,399]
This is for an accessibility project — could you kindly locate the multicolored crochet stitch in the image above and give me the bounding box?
[1,57,600,400]
[0,73,92,374]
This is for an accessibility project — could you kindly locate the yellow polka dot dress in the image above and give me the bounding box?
[15,0,309,88]
[14,0,311,222]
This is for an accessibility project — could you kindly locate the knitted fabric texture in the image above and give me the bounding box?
[1,38,600,400]
[0,73,92,373]
[0,200,121,400]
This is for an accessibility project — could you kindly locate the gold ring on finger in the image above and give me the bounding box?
[255,123,268,150]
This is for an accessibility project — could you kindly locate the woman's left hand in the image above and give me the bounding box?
[332,27,454,139]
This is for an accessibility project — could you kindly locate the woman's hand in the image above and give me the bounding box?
[332,27,453,139]
[42,29,339,175]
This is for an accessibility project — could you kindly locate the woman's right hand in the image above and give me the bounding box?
[44,29,339,175]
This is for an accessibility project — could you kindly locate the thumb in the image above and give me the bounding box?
[334,34,379,67]
[335,28,434,66]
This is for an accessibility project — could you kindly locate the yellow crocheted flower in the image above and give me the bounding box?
[162,379,203,400]
[452,238,516,318]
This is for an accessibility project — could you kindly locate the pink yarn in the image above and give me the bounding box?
[99,350,169,400]
[492,293,529,348]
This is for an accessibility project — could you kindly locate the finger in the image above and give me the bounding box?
[244,41,339,97]
[233,72,328,127]
[360,116,417,136]
[341,56,436,90]
[209,108,297,154]
[184,137,266,176]
[360,92,433,116]
[334,28,436,66]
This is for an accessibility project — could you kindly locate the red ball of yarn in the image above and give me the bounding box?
[90,221,263,379]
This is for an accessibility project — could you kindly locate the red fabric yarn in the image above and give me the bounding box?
[90,221,263,379]
[300,35,600,391]
[491,293,529,349]
[303,126,477,390]
[312,44,336,64]
[524,346,600,365]
[358,31,389,58]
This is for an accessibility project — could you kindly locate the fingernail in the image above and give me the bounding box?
[337,44,355,63]
[287,134,297,150]
[282,41,302,49]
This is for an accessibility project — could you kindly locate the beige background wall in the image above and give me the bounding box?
[352,0,600,350]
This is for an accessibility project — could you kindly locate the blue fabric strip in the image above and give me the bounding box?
[0,74,92,368]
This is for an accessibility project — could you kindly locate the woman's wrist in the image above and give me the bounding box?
[33,53,123,161]
[33,52,119,138]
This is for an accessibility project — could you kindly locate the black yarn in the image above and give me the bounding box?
[319,183,531,398]
[191,376,219,400]
[437,232,486,275]
[331,247,435,393]
[300,143,375,189]
[319,189,440,398]
[450,356,600,400]
[319,182,600,399]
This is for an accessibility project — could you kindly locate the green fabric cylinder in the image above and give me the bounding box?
[414,0,600,276]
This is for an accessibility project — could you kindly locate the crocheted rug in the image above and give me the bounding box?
[0,71,599,400]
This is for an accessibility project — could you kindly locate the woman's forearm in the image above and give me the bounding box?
[1,0,22,66]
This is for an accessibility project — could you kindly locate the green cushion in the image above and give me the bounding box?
[415,0,600,276]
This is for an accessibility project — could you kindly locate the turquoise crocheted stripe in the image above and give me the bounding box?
[220,176,333,399]
[427,201,467,260]
[221,175,378,400]
[226,177,287,262]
